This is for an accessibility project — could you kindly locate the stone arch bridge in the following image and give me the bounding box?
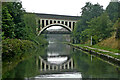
[35,13,81,35]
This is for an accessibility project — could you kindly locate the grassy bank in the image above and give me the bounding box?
[74,44,120,53]
[65,42,120,60]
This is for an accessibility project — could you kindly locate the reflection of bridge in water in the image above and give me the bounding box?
[37,56,74,72]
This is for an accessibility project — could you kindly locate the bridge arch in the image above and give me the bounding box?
[38,23,72,36]
[38,56,74,71]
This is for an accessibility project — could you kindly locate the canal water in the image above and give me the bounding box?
[2,34,120,79]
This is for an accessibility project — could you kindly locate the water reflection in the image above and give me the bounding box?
[46,34,71,55]
[34,72,82,78]
[72,50,120,78]
[47,56,68,64]
[34,34,79,78]
[2,34,120,79]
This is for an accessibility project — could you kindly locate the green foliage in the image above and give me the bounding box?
[114,18,120,39]
[2,5,15,38]
[23,13,48,45]
[72,2,104,43]
[87,13,113,43]
[2,2,48,63]
[81,2,104,20]
[2,2,26,39]
[22,13,36,40]
[2,39,36,61]
[106,2,120,22]
[72,2,120,44]
[2,2,48,45]
[6,2,26,39]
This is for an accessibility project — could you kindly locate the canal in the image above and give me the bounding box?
[2,34,120,79]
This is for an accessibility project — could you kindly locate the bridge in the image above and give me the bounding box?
[34,13,81,35]
[36,56,74,72]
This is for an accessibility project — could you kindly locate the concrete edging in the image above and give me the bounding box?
[67,43,120,66]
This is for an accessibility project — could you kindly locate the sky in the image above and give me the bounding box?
[21,0,111,29]
[21,0,112,16]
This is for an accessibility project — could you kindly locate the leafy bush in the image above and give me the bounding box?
[2,39,36,61]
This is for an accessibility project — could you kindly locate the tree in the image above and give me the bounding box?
[2,5,15,38]
[114,18,120,39]
[2,2,26,39]
[87,12,113,43]
[23,13,48,45]
[72,2,104,43]
[106,2,120,22]
[23,13,37,40]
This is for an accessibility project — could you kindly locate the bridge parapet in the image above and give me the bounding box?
[36,13,80,21]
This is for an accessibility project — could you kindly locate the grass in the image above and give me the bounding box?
[92,44,120,53]
[69,43,120,60]
[98,36,120,50]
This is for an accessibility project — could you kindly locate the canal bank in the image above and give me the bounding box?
[2,38,48,79]
[65,43,120,67]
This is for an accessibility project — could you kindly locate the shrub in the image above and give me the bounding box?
[2,39,36,61]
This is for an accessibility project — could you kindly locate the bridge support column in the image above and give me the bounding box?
[52,20,54,24]
[44,20,46,27]
[48,20,50,25]
[60,65,62,70]
[48,65,50,70]
[71,59,73,69]
[52,65,54,70]
[67,21,69,27]
[40,59,43,71]
[56,66,58,70]
[64,64,66,69]
[60,21,62,24]
[71,22,73,31]
[63,21,65,25]
[44,62,46,71]
[40,19,42,30]
[67,62,70,69]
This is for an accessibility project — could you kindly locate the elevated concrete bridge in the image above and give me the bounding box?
[35,13,81,35]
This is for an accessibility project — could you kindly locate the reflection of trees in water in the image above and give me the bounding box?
[2,47,46,79]
[48,43,71,55]
[47,34,71,55]
[72,50,120,78]
[47,34,70,42]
